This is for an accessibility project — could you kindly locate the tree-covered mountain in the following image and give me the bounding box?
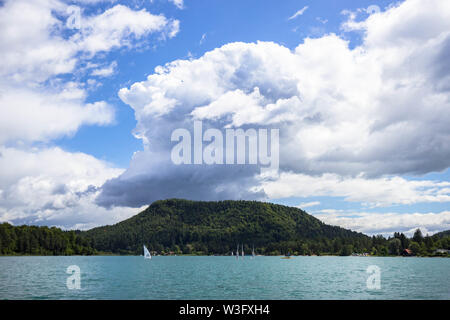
[1,199,449,256]
[81,199,371,255]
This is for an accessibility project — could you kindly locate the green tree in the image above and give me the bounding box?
[298,243,310,255]
[0,223,95,256]
[412,229,424,243]
[409,241,420,255]
[340,244,353,256]
[388,238,401,255]
[379,246,389,256]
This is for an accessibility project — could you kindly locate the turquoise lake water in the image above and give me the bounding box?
[0,256,449,299]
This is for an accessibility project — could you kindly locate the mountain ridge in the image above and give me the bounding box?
[1,199,448,256]
[82,199,370,255]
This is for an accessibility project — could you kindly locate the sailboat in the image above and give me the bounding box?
[236,245,239,260]
[241,244,244,259]
[252,245,255,259]
[143,245,151,259]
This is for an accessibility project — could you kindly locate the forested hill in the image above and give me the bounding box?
[1,199,449,256]
[81,199,369,255]
[433,230,450,238]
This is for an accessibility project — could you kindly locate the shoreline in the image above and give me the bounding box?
[0,254,448,258]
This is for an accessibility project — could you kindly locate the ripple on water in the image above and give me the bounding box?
[0,256,449,299]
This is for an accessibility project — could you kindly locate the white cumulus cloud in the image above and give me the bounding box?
[313,211,450,236]
[259,173,450,207]
[0,0,180,228]
[0,84,114,144]
[100,0,450,212]
[0,147,141,229]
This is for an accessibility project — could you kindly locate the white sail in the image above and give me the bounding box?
[236,245,239,260]
[241,244,244,259]
[143,245,151,259]
[252,245,255,258]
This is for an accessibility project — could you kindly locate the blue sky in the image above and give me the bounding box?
[0,0,449,235]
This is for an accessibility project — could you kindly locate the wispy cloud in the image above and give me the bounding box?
[288,6,309,20]
[296,201,321,209]
[316,17,328,24]
[199,33,206,45]
[313,210,450,236]
[169,0,184,9]
[91,61,117,77]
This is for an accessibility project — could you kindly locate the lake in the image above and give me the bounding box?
[0,256,449,300]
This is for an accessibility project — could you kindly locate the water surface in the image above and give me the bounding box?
[0,256,448,299]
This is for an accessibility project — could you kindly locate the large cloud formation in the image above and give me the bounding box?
[0,0,179,144]
[0,0,178,228]
[0,146,139,230]
[98,0,450,210]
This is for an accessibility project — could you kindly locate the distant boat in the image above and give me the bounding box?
[251,245,255,259]
[241,244,244,259]
[143,245,151,259]
[236,244,239,260]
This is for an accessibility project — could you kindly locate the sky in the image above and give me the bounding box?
[0,0,449,236]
